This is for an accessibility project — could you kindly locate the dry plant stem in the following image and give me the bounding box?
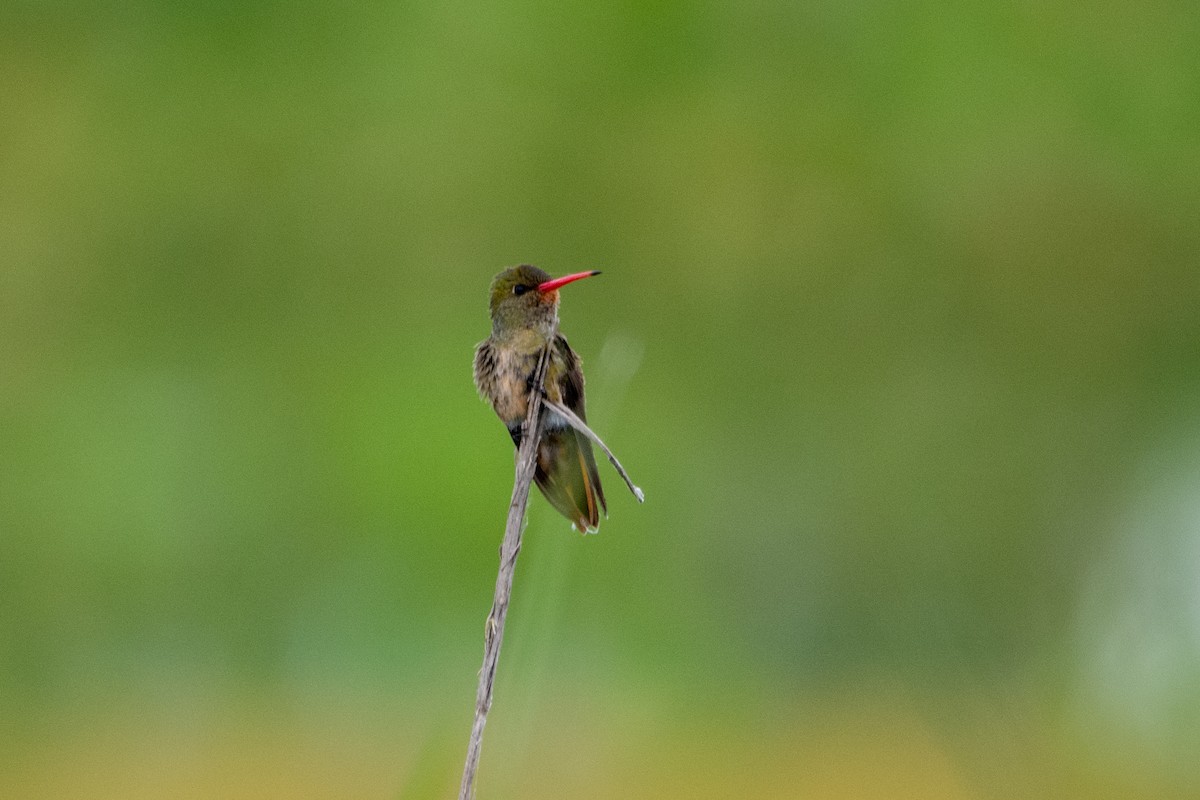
[458,341,553,800]
[541,396,645,503]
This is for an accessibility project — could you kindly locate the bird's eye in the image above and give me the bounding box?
[513,284,528,296]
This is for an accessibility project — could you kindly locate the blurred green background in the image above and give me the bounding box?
[3,2,1199,798]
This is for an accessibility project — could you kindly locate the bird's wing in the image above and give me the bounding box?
[554,334,587,420]
[553,335,607,518]
[473,338,496,402]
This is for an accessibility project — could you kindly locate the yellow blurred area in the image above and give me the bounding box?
[4,681,1186,800]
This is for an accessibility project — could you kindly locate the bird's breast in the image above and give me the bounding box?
[487,341,569,426]
[489,347,538,424]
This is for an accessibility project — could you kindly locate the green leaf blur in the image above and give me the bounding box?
[3,2,1199,798]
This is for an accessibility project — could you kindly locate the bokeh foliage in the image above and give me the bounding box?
[3,2,1199,797]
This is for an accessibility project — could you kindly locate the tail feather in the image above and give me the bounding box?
[534,427,606,532]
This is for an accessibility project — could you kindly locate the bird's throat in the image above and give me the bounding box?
[492,323,555,353]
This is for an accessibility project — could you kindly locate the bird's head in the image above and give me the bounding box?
[487,265,600,337]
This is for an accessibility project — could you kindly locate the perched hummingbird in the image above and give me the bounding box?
[474,265,607,532]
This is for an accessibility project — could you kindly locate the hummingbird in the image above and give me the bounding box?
[474,265,607,532]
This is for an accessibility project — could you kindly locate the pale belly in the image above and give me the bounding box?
[489,343,568,427]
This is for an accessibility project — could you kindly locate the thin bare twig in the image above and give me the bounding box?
[459,340,553,800]
[541,396,645,503]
